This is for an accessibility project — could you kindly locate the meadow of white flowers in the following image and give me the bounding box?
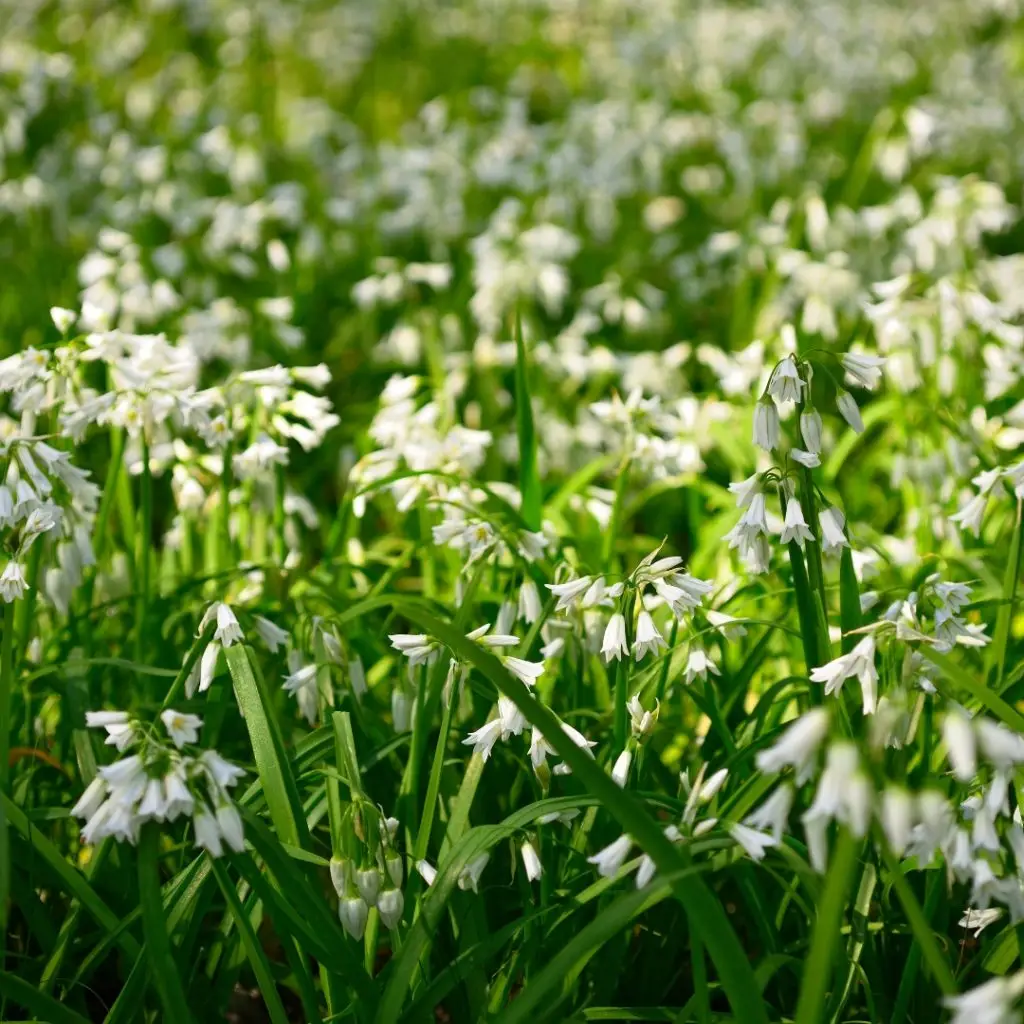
[3,0,1024,1021]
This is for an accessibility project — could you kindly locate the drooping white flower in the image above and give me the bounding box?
[521,840,543,881]
[942,711,977,782]
[85,710,138,752]
[943,971,1024,1024]
[728,473,760,509]
[0,561,28,603]
[745,784,794,843]
[458,852,490,893]
[800,409,823,453]
[841,351,885,390]
[504,657,544,687]
[684,645,719,684]
[730,823,775,862]
[632,611,667,660]
[836,391,864,433]
[50,306,77,334]
[755,708,829,780]
[611,749,632,787]
[752,400,780,451]
[809,636,878,714]
[780,498,814,547]
[518,580,542,623]
[768,356,805,404]
[546,576,594,612]
[463,718,503,761]
[628,694,658,741]
[587,834,634,877]
[254,616,289,652]
[880,787,914,857]
[416,860,437,886]
[819,506,848,553]
[601,613,628,663]
[283,658,318,724]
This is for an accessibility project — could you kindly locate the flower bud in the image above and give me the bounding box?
[338,896,368,940]
[385,850,404,889]
[377,888,405,930]
[355,867,381,907]
[329,857,350,899]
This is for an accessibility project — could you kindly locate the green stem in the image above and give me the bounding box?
[794,827,859,1024]
[138,824,194,1022]
[135,436,152,664]
[602,457,631,568]
[0,600,14,951]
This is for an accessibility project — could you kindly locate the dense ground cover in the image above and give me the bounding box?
[4,0,1024,1021]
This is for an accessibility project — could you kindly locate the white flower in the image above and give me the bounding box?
[755,708,829,781]
[611,749,632,787]
[790,448,820,468]
[160,709,202,748]
[836,391,864,433]
[0,561,28,602]
[958,907,1003,938]
[587,834,634,877]
[463,718,503,761]
[745,784,794,843]
[780,498,814,547]
[389,633,436,666]
[632,611,667,660]
[800,410,823,453]
[943,971,1024,1024]
[416,860,437,886]
[819,506,848,553]
[458,852,490,893]
[977,718,1024,769]
[809,635,878,714]
[86,710,137,752]
[752,400,780,451]
[521,840,543,881]
[200,602,243,647]
[254,616,289,652]
[216,802,245,853]
[802,743,873,871]
[546,576,594,612]
[50,306,77,334]
[842,351,885,390]
[518,580,542,623]
[504,657,544,687]
[942,711,977,782]
[768,356,805,403]
[880,787,914,857]
[628,694,659,741]
[193,806,224,858]
[283,660,318,724]
[684,645,719,684]
[728,473,760,509]
[707,610,747,641]
[601,613,629,663]
[730,823,775,861]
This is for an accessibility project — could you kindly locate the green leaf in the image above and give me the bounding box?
[0,969,92,1024]
[210,858,291,1024]
[491,873,680,1024]
[514,310,542,531]
[838,546,862,655]
[989,499,1023,689]
[225,644,309,849]
[137,824,193,1023]
[919,646,1024,733]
